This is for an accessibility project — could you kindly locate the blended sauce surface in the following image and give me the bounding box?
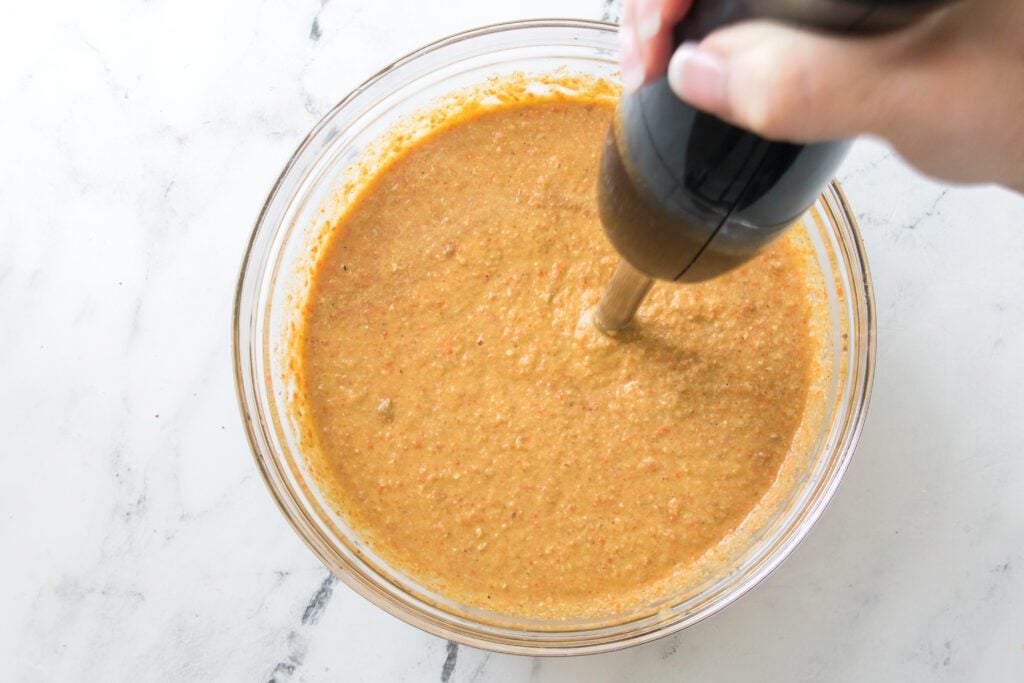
[297,88,824,619]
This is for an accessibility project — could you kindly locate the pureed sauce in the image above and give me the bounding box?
[294,75,829,620]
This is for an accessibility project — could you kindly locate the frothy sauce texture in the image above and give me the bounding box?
[296,86,826,619]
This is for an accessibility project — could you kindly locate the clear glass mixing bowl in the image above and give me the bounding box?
[234,19,875,655]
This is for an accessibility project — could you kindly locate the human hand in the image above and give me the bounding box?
[619,0,1024,192]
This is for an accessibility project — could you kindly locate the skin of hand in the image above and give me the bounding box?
[619,0,1024,192]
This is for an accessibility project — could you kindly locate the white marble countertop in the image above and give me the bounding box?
[3,0,1023,680]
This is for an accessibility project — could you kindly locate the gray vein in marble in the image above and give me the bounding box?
[264,573,338,682]
[984,557,1015,600]
[81,39,121,95]
[301,573,338,625]
[601,0,621,22]
[905,188,951,230]
[659,635,679,660]
[843,149,894,178]
[266,630,306,683]
[466,652,492,682]
[440,640,459,683]
[310,0,330,43]
[528,656,542,681]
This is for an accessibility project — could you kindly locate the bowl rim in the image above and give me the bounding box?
[233,17,876,656]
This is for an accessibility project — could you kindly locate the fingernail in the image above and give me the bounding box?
[667,42,729,113]
[637,0,661,40]
[619,29,645,94]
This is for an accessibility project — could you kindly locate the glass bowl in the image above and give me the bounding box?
[233,18,875,655]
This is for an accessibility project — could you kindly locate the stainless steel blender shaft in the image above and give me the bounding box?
[592,259,653,335]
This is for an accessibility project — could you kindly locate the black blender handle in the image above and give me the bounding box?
[675,0,953,42]
[598,0,953,283]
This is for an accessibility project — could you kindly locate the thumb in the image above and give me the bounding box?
[666,21,910,143]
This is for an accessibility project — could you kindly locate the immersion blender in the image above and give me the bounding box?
[593,0,950,334]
